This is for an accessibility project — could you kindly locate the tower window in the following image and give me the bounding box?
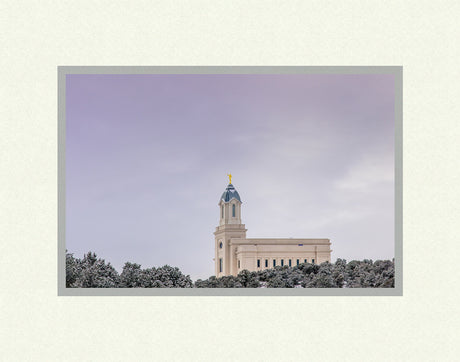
[265,259,268,267]
[257,259,260,268]
[238,260,240,269]
[281,259,284,266]
[289,259,292,267]
[219,258,222,273]
[219,242,223,249]
[232,204,235,217]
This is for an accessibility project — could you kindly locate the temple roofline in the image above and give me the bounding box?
[230,238,331,245]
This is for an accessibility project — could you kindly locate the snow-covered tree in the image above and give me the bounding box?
[140,265,193,288]
[66,251,81,287]
[73,252,120,288]
[236,269,260,288]
[66,250,395,289]
[119,262,143,288]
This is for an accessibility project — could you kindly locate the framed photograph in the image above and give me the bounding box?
[58,66,402,296]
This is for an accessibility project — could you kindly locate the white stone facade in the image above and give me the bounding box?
[214,183,332,277]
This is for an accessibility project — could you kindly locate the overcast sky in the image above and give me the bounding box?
[66,73,394,281]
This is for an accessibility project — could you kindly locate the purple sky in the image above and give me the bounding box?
[66,73,394,280]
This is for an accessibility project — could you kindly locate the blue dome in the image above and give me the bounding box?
[220,184,241,203]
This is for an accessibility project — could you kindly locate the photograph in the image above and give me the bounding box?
[60,67,401,295]
[5,1,460,359]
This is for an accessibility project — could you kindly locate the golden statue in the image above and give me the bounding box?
[227,173,232,184]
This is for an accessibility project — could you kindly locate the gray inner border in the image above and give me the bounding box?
[58,66,402,296]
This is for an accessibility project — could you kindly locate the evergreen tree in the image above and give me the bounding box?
[74,252,120,288]
[236,270,260,288]
[65,251,81,288]
[119,262,143,288]
[66,250,395,288]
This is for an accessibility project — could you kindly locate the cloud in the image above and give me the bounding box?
[334,149,394,192]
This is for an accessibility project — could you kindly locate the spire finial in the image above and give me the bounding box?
[227,173,232,184]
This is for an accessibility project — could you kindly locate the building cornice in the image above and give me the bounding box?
[214,224,247,235]
[229,238,331,245]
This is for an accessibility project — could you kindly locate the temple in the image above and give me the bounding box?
[214,179,332,277]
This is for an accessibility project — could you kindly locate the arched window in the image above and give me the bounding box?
[232,204,235,217]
